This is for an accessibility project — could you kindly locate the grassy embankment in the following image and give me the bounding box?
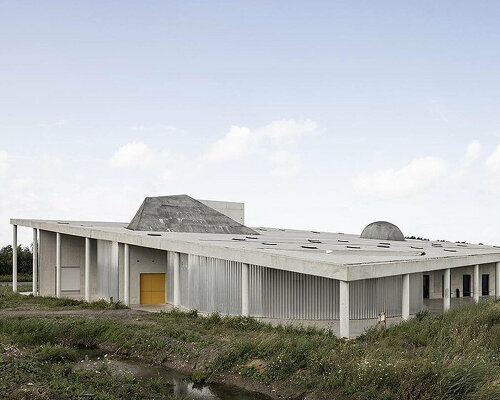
[0,273,32,282]
[1,286,500,399]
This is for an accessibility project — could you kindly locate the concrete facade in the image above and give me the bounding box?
[10,197,500,338]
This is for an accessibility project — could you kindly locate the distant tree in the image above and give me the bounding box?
[0,244,32,275]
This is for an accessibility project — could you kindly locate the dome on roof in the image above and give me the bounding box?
[360,221,405,241]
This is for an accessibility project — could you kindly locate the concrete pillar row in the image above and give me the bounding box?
[474,264,480,302]
[339,280,350,339]
[496,262,500,299]
[402,273,410,320]
[241,263,249,316]
[12,225,17,293]
[173,252,180,307]
[56,233,61,298]
[84,238,91,302]
[124,244,130,306]
[32,228,38,296]
[443,268,451,311]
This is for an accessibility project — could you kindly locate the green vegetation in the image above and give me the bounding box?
[0,286,127,310]
[0,244,32,276]
[0,344,185,399]
[1,287,500,399]
[0,273,33,282]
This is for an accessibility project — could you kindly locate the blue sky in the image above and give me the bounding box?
[1,1,500,246]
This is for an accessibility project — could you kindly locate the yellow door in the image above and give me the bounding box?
[140,273,165,304]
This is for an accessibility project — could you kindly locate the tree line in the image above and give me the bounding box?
[0,244,33,275]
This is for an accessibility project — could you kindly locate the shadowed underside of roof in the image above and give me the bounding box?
[127,195,258,235]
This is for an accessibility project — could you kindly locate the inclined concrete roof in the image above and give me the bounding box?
[11,218,500,281]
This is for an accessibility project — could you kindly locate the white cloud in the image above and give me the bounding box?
[109,142,153,168]
[260,119,317,146]
[204,126,253,162]
[353,157,448,198]
[486,144,500,175]
[463,140,481,165]
[204,119,317,164]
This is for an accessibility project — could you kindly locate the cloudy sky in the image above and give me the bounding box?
[1,1,500,246]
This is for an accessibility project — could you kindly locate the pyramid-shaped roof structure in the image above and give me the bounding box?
[127,195,258,235]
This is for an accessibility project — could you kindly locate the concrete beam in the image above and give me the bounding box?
[12,225,17,293]
[124,243,130,306]
[56,232,61,298]
[474,264,480,302]
[241,263,249,316]
[32,228,38,296]
[402,273,410,320]
[339,280,349,339]
[496,262,500,299]
[173,252,180,307]
[443,268,451,311]
[85,238,91,302]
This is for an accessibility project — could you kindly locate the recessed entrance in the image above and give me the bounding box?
[140,273,165,304]
[463,275,471,297]
[482,274,489,296]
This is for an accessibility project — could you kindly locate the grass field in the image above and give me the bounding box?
[1,286,500,399]
[0,273,32,282]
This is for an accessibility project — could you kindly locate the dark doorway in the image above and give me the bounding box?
[423,275,430,299]
[463,275,471,297]
[482,274,489,296]
[456,288,460,298]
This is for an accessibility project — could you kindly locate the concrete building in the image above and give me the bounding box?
[10,194,500,338]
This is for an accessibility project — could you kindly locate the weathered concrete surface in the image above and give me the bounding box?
[11,219,500,281]
[198,199,245,224]
[128,195,257,235]
[361,221,405,241]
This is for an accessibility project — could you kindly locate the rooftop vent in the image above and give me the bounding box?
[246,236,258,239]
[301,245,318,249]
[360,221,405,241]
[308,239,321,243]
[338,239,349,243]
[347,245,361,249]
[232,238,246,241]
[262,242,277,246]
[147,233,162,236]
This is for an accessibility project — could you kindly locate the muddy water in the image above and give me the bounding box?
[74,354,269,400]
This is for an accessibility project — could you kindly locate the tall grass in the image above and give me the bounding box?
[1,297,500,398]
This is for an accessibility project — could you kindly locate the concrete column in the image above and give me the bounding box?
[32,228,38,295]
[339,280,350,339]
[84,238,91,302]
[443,268,451,311]
[474,264,480,302]
[402,273,410,320]
[241,263,249,316]
[56,232,61,298]
[112,241,119,301]
[12,225,17,293]
[173,252,180,307]
[124,243,130,306]
[496,262,500,299]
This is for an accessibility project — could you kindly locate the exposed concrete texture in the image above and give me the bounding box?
[127,195,257,235]
[496,262,500,299]
[198,199,245,225]
[12,219,500,281]
[402,273,410,320]
[128,245,167,305]
[339,281,349,338]
[12,225,17,293]
[360,221,405,241]
[474,264,480,302]
[39,232,95,298]
[32,228,37,295]
[443,268,451,311]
